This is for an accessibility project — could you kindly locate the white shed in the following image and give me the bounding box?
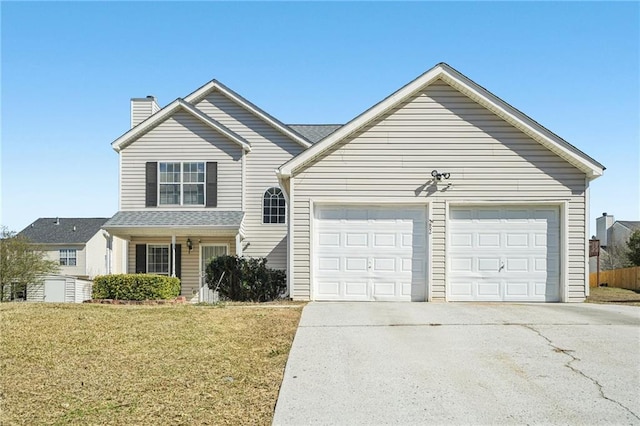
[26,275,93,303]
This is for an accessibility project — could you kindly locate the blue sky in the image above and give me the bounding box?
[1,1,638,234]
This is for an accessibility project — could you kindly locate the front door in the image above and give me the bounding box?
[200,245,228,302]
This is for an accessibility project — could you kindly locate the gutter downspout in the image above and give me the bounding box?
[276,170,292,299]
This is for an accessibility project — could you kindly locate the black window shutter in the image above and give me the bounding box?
[173,244,182,279]
[206,162,217,207]
[146,162,158,207]
[135,244,147,273]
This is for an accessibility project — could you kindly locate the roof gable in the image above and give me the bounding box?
[18,218,109,244]
[278,63,605,179]
[112,99,251,152]
[616,221,640,232]
[184,80,312,149]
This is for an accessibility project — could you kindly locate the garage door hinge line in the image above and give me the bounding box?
[522,324,640,421]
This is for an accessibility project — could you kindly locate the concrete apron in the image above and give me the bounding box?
[273,302,640,425]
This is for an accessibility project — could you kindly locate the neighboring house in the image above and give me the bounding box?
[19,217,113,278]
[104,63,604,303]
[590,213,640,272]
[17,217,113,302]
[595,212,640,248]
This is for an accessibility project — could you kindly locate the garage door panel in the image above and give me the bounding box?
[451,233,473,248]
[478,233,501,248]
[314,206,427,301]
[506,234,529,247]
[478,281,501,297]
[373,234,396,247]
[449,207,560,302]
[318,232,340,247]
[346,281,368,296]
[504,281,529,296]
[318,257,340,272]
[346,233,367,246]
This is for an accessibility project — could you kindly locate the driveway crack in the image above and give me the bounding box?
[522,324,639,421]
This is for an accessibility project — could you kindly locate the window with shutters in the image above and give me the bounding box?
[158,162,205,205]
[263,187,286,224]
[59,249,77,266]
[147,245,170,275]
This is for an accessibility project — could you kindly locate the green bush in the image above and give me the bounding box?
[206,255,286,302]
[93,274,181,301]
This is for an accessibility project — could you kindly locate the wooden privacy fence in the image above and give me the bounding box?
[590,266,640,290]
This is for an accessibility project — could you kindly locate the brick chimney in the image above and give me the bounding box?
[596,212,615,247]
[130,95,160,128]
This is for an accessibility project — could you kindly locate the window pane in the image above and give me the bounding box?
[147,245,169,275]
[160,162,180,183]
[159,184,180,205]
[262,187,285,224]
[183,162,205,183]
[183,184,204,205]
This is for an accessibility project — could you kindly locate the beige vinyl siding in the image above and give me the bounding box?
[127,236,236,300]
[292,80,587,301]
[26,283,44,301]
[195,91,304,270]
[43,245,87,278]
[120,111,242,210]
[131,99,158,127]
[85,231,109,278]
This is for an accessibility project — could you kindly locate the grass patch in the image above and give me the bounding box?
[587,286,640,306]
[0,302,303,425]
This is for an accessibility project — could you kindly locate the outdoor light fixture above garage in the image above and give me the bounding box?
[431,170,450,180]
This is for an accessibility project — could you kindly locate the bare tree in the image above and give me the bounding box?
[0,227,59,301]
[600,243,631,271]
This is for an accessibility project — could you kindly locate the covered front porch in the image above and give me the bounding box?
[103,211,245,302]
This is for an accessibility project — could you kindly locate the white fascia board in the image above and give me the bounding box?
[280,63,604,179]
[184,80,312,149]
[112,99,182,152]
[178,100,251,152]
[111,99,251,153]
[438,68,604,178]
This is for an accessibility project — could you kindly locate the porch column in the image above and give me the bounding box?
[235,233,242,256]
[171,235,176,277]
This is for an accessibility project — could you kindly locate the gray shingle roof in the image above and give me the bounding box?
[18,218,109,244]
[287,124,342,144]
[617,221,640,231]
[104,211,244,228]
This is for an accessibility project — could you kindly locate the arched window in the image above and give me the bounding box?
[263,187,286,224]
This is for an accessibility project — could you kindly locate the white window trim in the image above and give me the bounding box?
[158,161,206,206]
[262,186,287,225]
[147,244,170,275]
[59,249,77,266]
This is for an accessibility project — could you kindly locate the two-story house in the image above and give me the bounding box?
[103,84,337,302]
[104,63,604,303]
[18,217,113,302]
[19,217,112,279]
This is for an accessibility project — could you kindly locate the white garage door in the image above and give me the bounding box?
[314,206,427,301]
[448,207,560,302]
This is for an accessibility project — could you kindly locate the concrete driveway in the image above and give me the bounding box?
[273,303,640,425]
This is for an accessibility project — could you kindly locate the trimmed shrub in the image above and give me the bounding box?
[205,255,286,302]
[93,274,180,301]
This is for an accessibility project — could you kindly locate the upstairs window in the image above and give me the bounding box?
[158,162,205,205]
[59,249,77,266]
[263,187,286,224]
